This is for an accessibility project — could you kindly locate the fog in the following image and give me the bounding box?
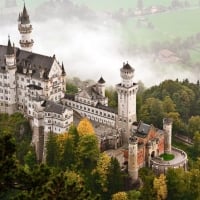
[0,2,199,88]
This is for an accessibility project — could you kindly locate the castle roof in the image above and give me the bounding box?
[121,62,134,72]
[98,76,105,84]
[0,45,54,80]
[44,101,71,115]
[6,38,14,55]
[137,121,151,136]
[20,4,30,24]
[96,103,117,114]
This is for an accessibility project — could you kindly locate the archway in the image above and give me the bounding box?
[151,151,155,158]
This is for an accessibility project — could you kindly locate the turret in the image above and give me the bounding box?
[120,62,134,88]
[163,118,173,154]
[97,76,106,97]
[18,3,34,52]
[61,62,66,93]
[5,36,16,68]
[128,135,138,182]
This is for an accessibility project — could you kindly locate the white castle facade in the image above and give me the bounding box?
[0,4,137,161]
[0,4,187,181]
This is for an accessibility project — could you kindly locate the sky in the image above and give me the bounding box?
[0,0,199,88]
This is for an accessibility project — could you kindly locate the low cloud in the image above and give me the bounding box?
[0,12,199,88]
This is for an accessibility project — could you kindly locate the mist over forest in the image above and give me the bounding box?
[0,0,199,87]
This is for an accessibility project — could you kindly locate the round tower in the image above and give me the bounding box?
[4,36,17,114]
[116,62,138,143]
[163,118,173,154]
[97,76,106,97]
[128,136,138,182]
[18,4,34,52]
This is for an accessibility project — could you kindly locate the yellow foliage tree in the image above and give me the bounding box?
[77,117,95,136]
[112,192,128,200]
[93,153,111,192]
[153,174,168,200]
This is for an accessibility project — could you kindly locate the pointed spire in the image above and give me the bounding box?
[21,2,30,24]
[61,62,66,75]
[7,35,14,55]
[98,76,105,84]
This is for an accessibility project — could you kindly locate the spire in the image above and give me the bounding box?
[7,36,14,55]
[98,76,105,84]
[61,62,66,75]
[21,3,30,24]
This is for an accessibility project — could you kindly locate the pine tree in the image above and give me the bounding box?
[46,132,60,167]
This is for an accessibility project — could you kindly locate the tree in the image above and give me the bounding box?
[77,118,95,136]
[77,134,100,172]
[127,190,140,200]
[60,136,76,170]
[66,82,78,94]
[153,174,167,200]
[163,96,176,113]
[112,192,128,200]
[193,131,200,155]
[105,87,118,108]
[93,153,111,193]
[166,168,188,200]
[68,125,79,146]
[139,168,156,200]
[24,147,37,169]
[46,132,60,167]
[0,132,18,198]
[188,116,200,138]
[40,171,95,200]
[139,98,164,128]
[107,157,123,198]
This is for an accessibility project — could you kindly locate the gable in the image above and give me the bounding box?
[48,59,62,79]
[78,89,91,99]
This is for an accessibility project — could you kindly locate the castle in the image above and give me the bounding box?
[0,4,187,181]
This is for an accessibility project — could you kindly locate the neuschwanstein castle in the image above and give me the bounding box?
[0,4,187,182]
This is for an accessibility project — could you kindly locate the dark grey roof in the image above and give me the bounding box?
[7,38,14,55]
[61,62,66,75]
[0,45,54,80]
[96,103,117,114]
[20,4,30,24]
[121,62,134,72]
[136,121,151,137]
[98,76,105,84]
[44,101,70,114]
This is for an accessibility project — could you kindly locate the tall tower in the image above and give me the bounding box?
[18,4,34,52]
[116,62,138,142]
[163,118,173,154]
[4,37,17,114]
[128,136,138,182]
